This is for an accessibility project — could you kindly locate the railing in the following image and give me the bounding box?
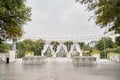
[22,56,47,65]
[72,56,97,66]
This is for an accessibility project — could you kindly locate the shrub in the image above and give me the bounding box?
[90,50,100,55]
[106,47,120,54]
[107,52,115,57]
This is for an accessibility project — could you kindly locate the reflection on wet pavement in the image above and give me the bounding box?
[0,58,120,80]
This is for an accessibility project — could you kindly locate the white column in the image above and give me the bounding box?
[9,51,16,62]
[80,50,83,56]
[41,51,44,56]
[12,41,16,51]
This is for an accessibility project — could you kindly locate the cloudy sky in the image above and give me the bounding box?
[23,0,105,39]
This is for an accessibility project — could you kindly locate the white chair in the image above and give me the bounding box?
[87,57,94,66]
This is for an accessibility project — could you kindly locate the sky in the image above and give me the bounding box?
[23,0,106,40]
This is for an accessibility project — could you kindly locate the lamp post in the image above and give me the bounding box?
[103,30,107,59]
[103,38,106,59]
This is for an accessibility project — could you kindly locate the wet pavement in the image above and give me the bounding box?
[0,58,120,80]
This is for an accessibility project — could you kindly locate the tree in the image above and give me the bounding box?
[0,0,31,41]
[16,39,45,57]
[6,26,23,39]
[0,42,10,53]
[22,39,34,51]
[50,41,59,52]
[95,37,116,58]
[16,41,25,58]
[33,39,45,56]
[76,0,120,34]
[95,37,116,51]
[64,41,73,52]
[16,39,34,57]
[115,36,120,46]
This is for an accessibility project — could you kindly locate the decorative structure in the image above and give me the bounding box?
[6,42,16,63]
[56,43,68,57]
[69,43,82,57]
[41,43,55,57]
[42,42,82,58]
[88,41,98,48]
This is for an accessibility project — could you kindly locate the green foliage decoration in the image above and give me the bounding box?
[64,41,73,52]
[50,41,59,52]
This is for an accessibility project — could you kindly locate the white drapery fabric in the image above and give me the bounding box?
[56,43,68,53]
[69,43,82,56]
[41,43,54,56]
[42,42,82,57]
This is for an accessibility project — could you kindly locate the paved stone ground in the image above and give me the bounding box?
[0,58,120,80]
